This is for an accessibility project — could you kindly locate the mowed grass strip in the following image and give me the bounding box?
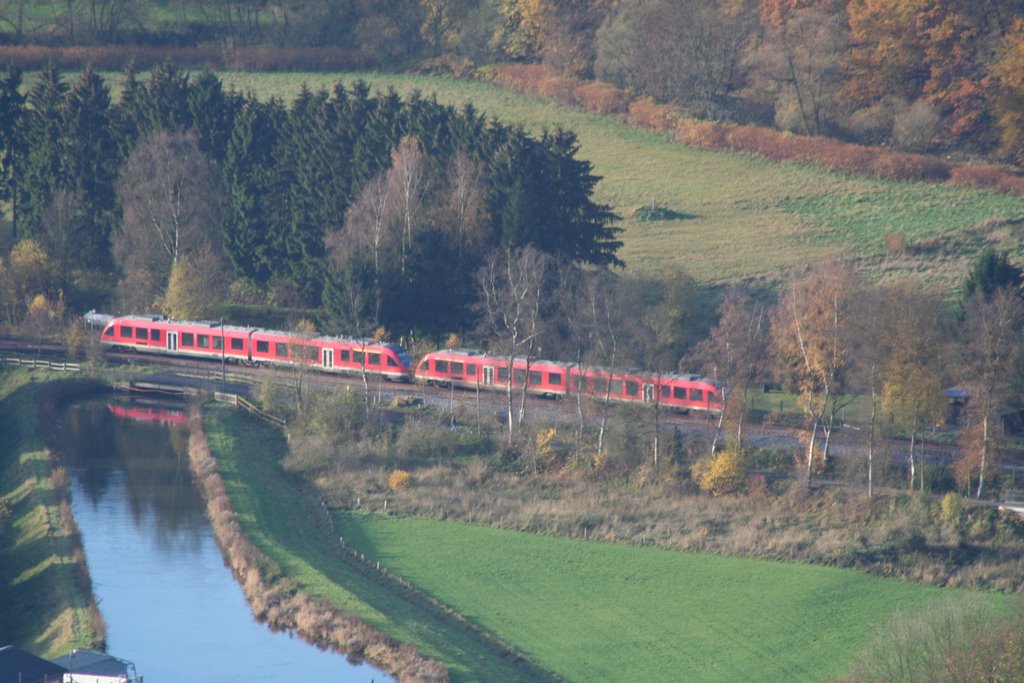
[0,371,98,657]
[214,71,1024,285]
[336,513,991,683]
[202,404,544,682]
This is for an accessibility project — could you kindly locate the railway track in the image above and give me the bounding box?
[4,335,1022,474]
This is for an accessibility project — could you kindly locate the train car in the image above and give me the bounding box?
[568,366,723,412]
[100,316,254,363]
[416,349,570,398]
[248,329,412,381]
[417,349,724,412]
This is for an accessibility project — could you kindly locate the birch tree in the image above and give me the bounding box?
[771,256,859,485]
[478,245,552,445]
[956,288,1024,498]
[114,129,223,311]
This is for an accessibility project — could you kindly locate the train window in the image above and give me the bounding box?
[213,337,223,350]
[498,367,509,382]
[151,329,161,342]
[103,326,114,337]
[137,328,149,341]
[303,345,318,361]
[626,381,639,397]
[231,338,243,351]
[434,359,448,374]
[467,364,476,376]
[387,356,398,368]
[198,335,210,349]
[353,351,364,363]
[610,380,623,395]
[120,326,133,338]
[661,385,671,398]
[549,372,562,386]
[574,376,587,391]
[593,378,609,393]
[182,333,194,346]
[451,361,464,375]
[514,369,527,384]
[691,388,704,402]
[528,371,542,385]
[341,349,350,362]
[673,386,685,400]
[368,352,380,366]
[275,343,288,358]
[256,340,269,353]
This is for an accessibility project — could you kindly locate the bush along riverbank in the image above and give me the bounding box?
[185,406,448,683]
[0,372,106,657]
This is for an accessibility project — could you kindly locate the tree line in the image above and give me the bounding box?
[5,2,1024,162]
[0,62,620,337]
[475,245,1024,501]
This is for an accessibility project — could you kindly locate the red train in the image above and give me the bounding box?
[100,315,413,381]
[415,349,724,413]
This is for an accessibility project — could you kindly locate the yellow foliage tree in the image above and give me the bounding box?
[388,469,412,491]
[692,448,747,496]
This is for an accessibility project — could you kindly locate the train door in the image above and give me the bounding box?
[322,348,334,369]
[167,331,178,352]
[483,366,494,386]
[643,383,655,403]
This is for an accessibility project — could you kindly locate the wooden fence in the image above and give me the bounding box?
[214,391,286,428]
[2,357,81,372]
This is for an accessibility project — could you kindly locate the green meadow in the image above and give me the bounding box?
[202,404,543,682]
[335,512,990,682]
[203,402,995,682]
[212,71,1024,287]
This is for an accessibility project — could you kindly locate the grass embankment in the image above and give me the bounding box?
[335,512,1000,682]
[212,71,1024,290]
[0,370,104,657]
[200,403,550,682]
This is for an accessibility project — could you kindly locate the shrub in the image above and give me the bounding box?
[884,232,906,252]
[892,100,940,152]
[489,63,552,94]
[939,492,962,524]
[626,97,678,133]
[574,81,630,115]
[536,76,581,104]
[870,151,950,182]
[692,448,747,496]
[675,118,729,149]
[393,419,459,461]
[388,469,412,491]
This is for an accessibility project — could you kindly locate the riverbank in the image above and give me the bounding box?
[0,370,105,657]
[196,403,549,682]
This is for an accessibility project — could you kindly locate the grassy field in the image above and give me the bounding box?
[335,512,1000,682]
[0,370,101,658]
[202,403,547,682]
[206,71,1024,289]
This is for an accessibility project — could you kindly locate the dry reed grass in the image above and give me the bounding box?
[186,409,447,683]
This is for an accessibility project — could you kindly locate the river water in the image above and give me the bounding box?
[54,395,389,682]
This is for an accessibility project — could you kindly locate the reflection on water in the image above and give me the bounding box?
[56,396,389,682]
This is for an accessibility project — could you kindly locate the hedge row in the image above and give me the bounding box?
[0,44,373,72]
[488,63,1024,195]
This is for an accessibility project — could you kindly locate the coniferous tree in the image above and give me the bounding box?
[963,247,1024,303]
[17,64,67,239]
[0,65,24,238]
[223,96,285,284]
[60,65,117,271]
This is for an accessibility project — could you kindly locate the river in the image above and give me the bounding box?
[54,395,390,682]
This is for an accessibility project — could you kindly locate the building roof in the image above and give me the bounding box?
[50,649,131,678]
[0,645,67,683]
